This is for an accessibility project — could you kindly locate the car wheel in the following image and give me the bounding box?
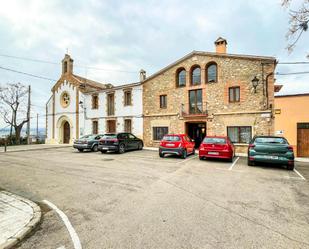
[78,149,84,152]
[199,156,203,160]
[229,157,233,163]
[138,142,143,150]
[181,149,187,159]
[101,150,107,154]
[159,152,164,158]
[287,164,294,170]
[192,149,195,155]
[247,159,255,166]
[118,144,125,154]
[92,145,98,152]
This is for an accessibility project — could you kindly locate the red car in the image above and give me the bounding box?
[199,136,235,162]
[159,134,195,159]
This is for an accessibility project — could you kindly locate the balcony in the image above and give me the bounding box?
[181,102,208,117]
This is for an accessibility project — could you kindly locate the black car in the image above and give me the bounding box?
[98,133,143,153]
[73,134,104,152]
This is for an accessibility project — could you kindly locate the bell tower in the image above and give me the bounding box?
[62,54,74,75]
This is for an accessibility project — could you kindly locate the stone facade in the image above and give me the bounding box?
[142,39,276,153]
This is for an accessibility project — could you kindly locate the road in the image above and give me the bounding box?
[0,147,308,249]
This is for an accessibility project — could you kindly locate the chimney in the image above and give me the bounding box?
[214,37,227,54]
[62,54,74,75]
[139,69,146,81]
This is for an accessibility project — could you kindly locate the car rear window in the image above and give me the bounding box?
[203,137,226,144]
[103,134,117,139]
[255,137,287,144]
[162,135,181,141]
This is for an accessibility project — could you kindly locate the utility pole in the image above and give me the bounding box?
[26,85,31,145]
[36,113,39,143]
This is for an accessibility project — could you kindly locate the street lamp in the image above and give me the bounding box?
[252,76,259,93]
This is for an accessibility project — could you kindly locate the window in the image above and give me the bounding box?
[229,87,240,102]
[227,126,252,144]
[107,93,115,116]
[60,91,70,108]
[160,95,167,108]
[189,89,203,114]
[63,61,68,73]
[128,134,136,139]
[124,119,132,133]
[92,95,99,109]
[107,120,116,133]
[191,66,201,85]
[153,127,168,141]
[206,63,217,83]
[176,68,186,87]
[124,91,132,106]
[92,120,98,134]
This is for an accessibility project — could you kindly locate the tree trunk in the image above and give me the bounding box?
[15,126,21,145]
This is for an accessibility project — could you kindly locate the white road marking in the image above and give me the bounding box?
[57,246,66,249]
[293,169,306,180]
[228,157,239,170]
[177,155,198,164]
[43,200,82,249]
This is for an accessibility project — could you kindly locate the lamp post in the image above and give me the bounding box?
[252,76,259,93]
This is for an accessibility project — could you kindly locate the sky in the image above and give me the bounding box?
[0,0,308,129]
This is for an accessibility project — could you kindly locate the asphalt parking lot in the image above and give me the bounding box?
[0,147,308,249]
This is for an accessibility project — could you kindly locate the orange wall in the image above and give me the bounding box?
[275,95,309,155]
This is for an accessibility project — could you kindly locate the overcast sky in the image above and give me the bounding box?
[0,0,308,129]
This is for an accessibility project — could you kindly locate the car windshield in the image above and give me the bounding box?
[103,134,117,139]
[255,137,287,144]
[162,135,181,141]
[203,137,226,144]
[80,135,95,140]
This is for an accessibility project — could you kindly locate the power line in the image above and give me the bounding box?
[0,65,57,81]
[278,62,309,64]
[276,71,309,75]
[0,53,138,73]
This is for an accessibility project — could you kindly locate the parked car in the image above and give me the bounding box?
[98,133,143,153]
[199,136,234,162]
[248,136,295,170]
[159,134,195,159]
[73,134,104,152]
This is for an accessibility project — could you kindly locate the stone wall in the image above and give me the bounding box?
[143,52,276,149]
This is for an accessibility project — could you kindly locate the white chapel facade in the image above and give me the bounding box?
[46,54,143,144]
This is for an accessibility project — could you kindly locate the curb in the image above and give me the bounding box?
[0,145,71,153]
[0,191,42,249]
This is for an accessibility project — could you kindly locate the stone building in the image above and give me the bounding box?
[46,54,143,144]
[142,38,279,153]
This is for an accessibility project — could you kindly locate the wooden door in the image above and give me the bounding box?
[297,123,309,157]
[63,121,70,144]
[107,120,116,133]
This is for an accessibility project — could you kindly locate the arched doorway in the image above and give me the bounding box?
[63,121,70,144]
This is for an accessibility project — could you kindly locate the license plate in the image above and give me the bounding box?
[102,147,108,150]
[208,152,219,155]
[166,144,174,147]
[263,155,278,159]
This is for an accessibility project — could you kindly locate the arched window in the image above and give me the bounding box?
[191,66,201,85]
[206,62,217,83]
[176,68,186,87]
[63,61,68,73]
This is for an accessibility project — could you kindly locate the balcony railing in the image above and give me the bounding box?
[181,102,208,117]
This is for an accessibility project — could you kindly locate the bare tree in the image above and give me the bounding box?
[0,83,29,144]
[282,0,309,56]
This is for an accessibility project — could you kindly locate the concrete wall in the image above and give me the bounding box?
[275,94,309,156]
